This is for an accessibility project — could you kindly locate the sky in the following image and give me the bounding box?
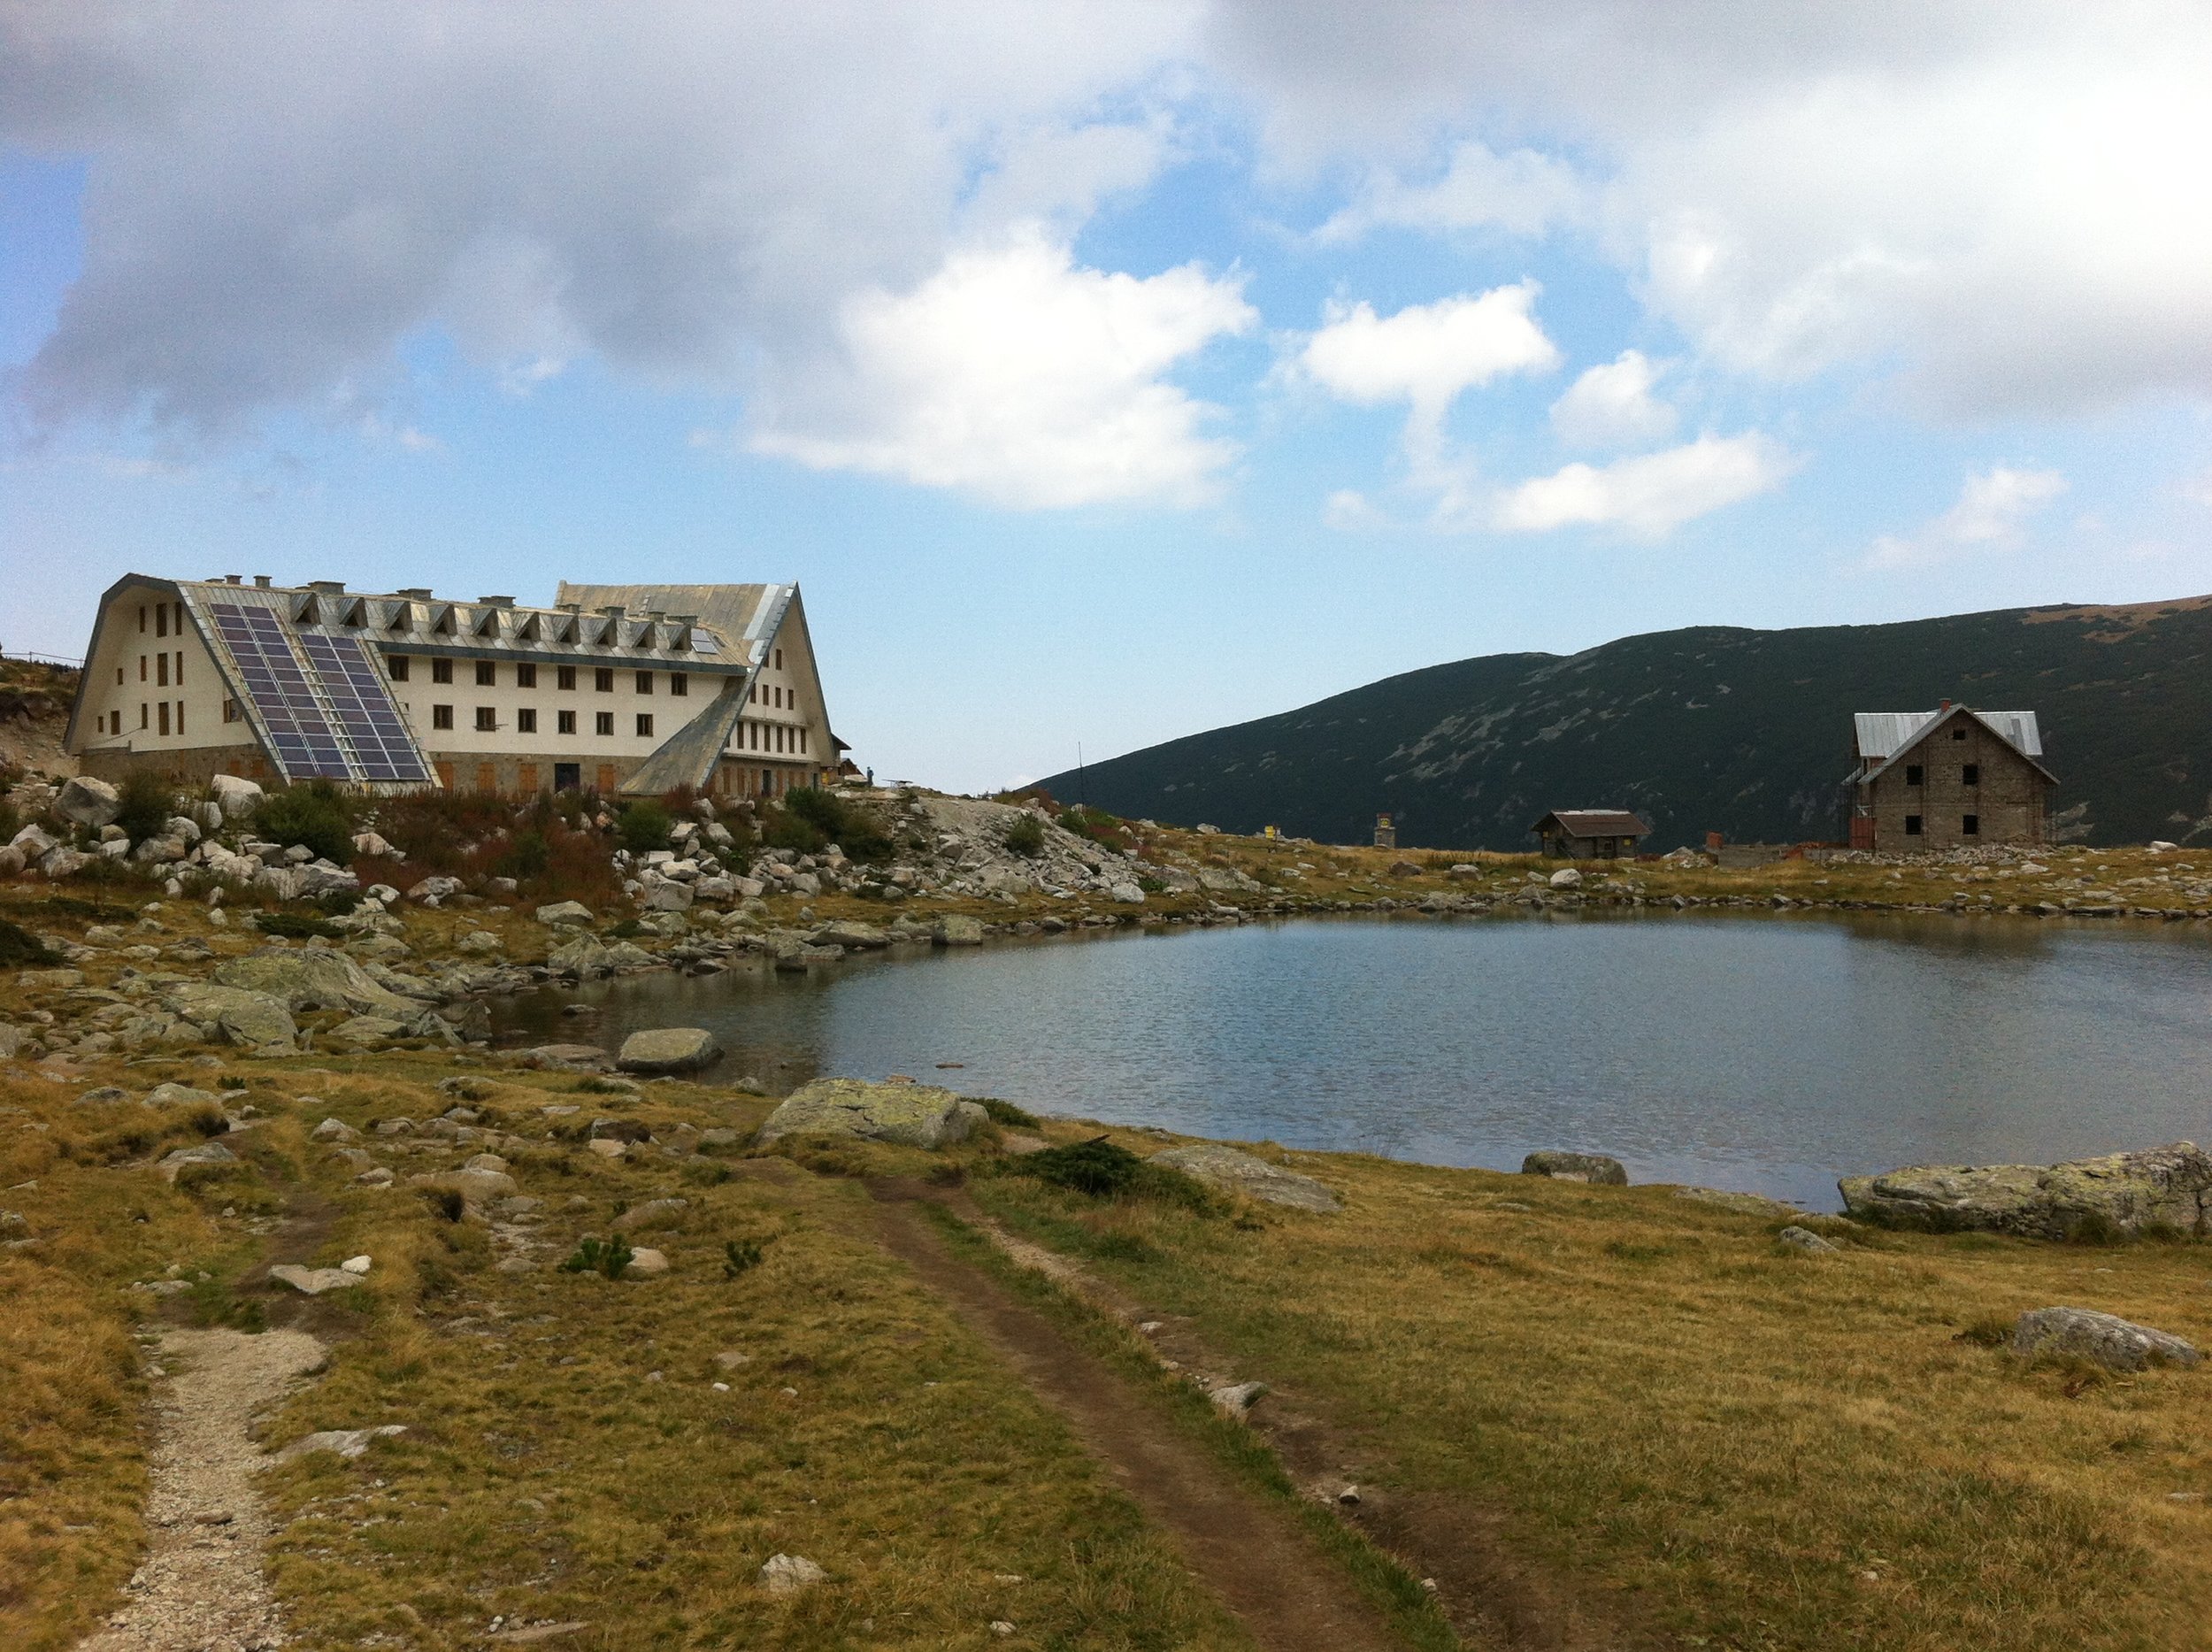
[4,3,2211,794]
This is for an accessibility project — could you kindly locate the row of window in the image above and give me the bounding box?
[1904,815,1980,835]
[388,657,691,695]
[412,707,811,754]
[120,651,186,688]
[101,702,184,737]
[139,601,186,637]
[1901,764,1981,786]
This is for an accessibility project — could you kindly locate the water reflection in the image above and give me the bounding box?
[491,911,2212,1210]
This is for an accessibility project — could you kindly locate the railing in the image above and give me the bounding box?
[0,649,84,667]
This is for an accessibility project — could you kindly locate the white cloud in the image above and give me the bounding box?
[1301,285,1558,414]
[1494,432,1794,536]
[1316,139,1586,242]
[1865,465,2067,569]
[744,231,1255,509]
[1548,350,1676,449]
[1210,2,2212,416]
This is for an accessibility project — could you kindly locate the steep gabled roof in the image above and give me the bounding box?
[1852,704,2056,787]
[1532,809,1651,837]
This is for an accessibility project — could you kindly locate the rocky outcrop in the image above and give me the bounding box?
[162,984,298,1049]
[1522,1150,1628,1186]
[1839,1141,2212,1239]
[1150,1144,1340,1212]
[213,946,419,1020]
[754,1079,987,1150]
[2011,1307,2201,1372]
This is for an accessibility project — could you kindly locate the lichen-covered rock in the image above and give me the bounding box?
[409,1168,519,1205]
[534,900,594,927]
[1777,1225,1841,1254]
[214,947,419,1019]
[1673,1187,1801,1217]
[1839,1141,2212,1240]
[809,920,889,949]
[328,1014,410,1046]
[143,1082,223,1109]
[755,1079,986,1150]
[157,1141,238,1180]
[1150,1144,1340,1212]
[2012,1306,2201,1372]
[615,1027,722,1073]
[1522,1150,1628,1186]
[613,1197,688,1233]
[933,915,986,946]
[161,984,298,1049]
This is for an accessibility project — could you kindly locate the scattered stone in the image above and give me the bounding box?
[758,1554,826,1595]
[464,1152,510,1174]
[624,1248,671,1278]
[613,1197,688,1233]
[56,775,123,827]
[1777,1226,1841,1254]
[340,1256,372,1274]
[534,901,595,927]
[1150,1144,1340,1212]
[933,914,986,947]
[586,1138,627,1160]
[142,1082,222,1109]
[1548,866,1583,888]
[410,1168,519,1205]
[77,1086,131,1105]
[161,984,299,1049]
[1839,1141,2212,1240]
[269,1264,359,1295]
[2011,1306,2202,1372]
[754,1078,987,1150]
[273,1425,407,1463]
[517,1043,610,1071]
[310,1117,360,1143]
[157,1141,238,1181]
[1521,1150,1628,1186]
[1208,1379,1268,1416]
[615,1026,722,1074]
[714,1350,751,1371]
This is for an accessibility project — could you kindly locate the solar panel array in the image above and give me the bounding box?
[298,632,434,782]
[207,602,431,784]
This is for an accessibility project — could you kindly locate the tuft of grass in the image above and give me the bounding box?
[251,911,343,941]
[559,1233,635,1279]
[978,1096,1038,1129]
[721,1236,769,1278]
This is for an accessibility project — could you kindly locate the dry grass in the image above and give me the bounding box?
[971,1137,2212,1652]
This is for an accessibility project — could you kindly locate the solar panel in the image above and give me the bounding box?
[210,603,350,780]
[296,632,433,784]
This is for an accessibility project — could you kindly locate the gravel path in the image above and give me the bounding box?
[78,1327,327,1652]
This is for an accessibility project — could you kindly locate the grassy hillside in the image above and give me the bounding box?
[1043,595,2212,850]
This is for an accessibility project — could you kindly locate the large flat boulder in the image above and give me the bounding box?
[214,946,419,1019]
[1151,1144,1340,1212]
[161,983,298,1049]
[2012,1307,2201,1372]
[1522,1150,1628,1186]
[616,1027,722,1073]
[755,1079,987,1150]
[1839,1141,2212,1240]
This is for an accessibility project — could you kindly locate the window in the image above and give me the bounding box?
[1951,726,1968,740]
[516,662,537,688]
[749,683,757,703]
[475,706,497,731]
[139,655,147,681]
[635,671,653,695]
[518,707,537,734]
[388,655,410,681]
[670,672,687,697]
[157,654,168,687]
[175,701,184,736]
[595,711,614,735]
[157,604,167,638]
[140,703,149,729]
[223,698,239,724]
[116,666,123,685]
[432,657,453,684]
[476,659,496,686]
[1962,764,1979,785]
[595,668,614,692]
[557,665,576,690]
[157,702,170,735]
[174,651,182,685]
[1962,813,1980,835]
[774,648,782,669]
[636,713,655,737]
[557,710,576,734]
[476,764,497,794]
[1904,814,1923,835]
[138,605,147,633]
[433,703,454,730]
[799,727,807,754]
[1904,764,1923,786]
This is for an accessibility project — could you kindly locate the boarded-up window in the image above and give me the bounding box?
[476,764,497,793]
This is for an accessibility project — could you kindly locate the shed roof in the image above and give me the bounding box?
[1532,810,1652,838]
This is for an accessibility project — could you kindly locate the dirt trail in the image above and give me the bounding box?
[76,1326,327,1652]
[870,1187,1412,1652]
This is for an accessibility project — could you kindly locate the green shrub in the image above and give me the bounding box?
[495,828,551,880]
[616,800,672,855]
[115,770,175,843]
[722,1236,771,1278]
[560,1234,635,1279]
[979,1097,1038,1128]
[252,780,357,864]
[1016,1137,1144,1197]
[251,911,342,941]
[0,917,58,970]
[1002,814,1046,858]
[773,787,893,863]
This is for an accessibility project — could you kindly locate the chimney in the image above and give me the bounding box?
[224,573,243,584]
[1940,699,1952,711]
[396,588,432,600]
[308,580,346,594]
[252,574,273,588]
[477,595,516,607]
[597,604,626,619]
[1706,831,1724,851]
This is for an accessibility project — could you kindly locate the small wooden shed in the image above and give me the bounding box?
[1531,809,1651,860]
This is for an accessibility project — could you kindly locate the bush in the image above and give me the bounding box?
[560,1234,635,1279]
[495,828,551,880]
[0,917,59,970]
[1002,814,1046,858]
[979,1097,1039,1128]
[1016,1136,1144,1197]
[251,911,342,941]
[722,1236,771,1278]
[252,780,357,864]
[773,787,894,863]
[114,770,175,843]
[616,799,672,856]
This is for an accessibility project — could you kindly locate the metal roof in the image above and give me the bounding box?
[1855,709,2042,760]
[1532,810,1652,837]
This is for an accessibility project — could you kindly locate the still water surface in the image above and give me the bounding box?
[491,912,2212,1209]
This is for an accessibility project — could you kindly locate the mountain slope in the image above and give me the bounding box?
[1041,595,2212,850]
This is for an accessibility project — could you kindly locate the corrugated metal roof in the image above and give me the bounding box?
[1855,708,2042,759]
[1532,810,1651,837]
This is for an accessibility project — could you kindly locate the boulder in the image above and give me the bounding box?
[755,1079,987,1150]
[623,1247,672,1278]
[615,1027,722,1074]
[41,846,93,879]
[613,1197,688,1233]
[311,1117,359,1143]
[1777,1226,1841,1255]
[350,830,396,858]
[1150,1144,1340,1212]
[162,984,298,1049]
[585,1138,627,1159]
[406,875,465,903]
[269,1264,360,1295]
[1548,866,1583,888]
[1109,882,1147,903]
[516,1043,610,1071]
[456,930,503,955]
[410,1168,520,1205]
[157,1141,238,1180]
[810,920,889,949]
[933,914,987,947]
[548,934,616,980]
[759,1554,826,1595]
[1838,1141,2212,1240]
[534,900,594,928]
[328,1014,409,1046]
[274,1425,406,1463]
[1674,1187,1801,1218]
[55,775,123,827]
[1208,1379,1268,1416]
[214,946,419,1019]
[642,880,694,912]
[210,774,265,820]
[143,1082,223,1109]
[2011,1307,2201,1372]
[1522,1150,1628,1186]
